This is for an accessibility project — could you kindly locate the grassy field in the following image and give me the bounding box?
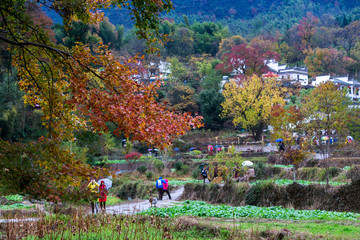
[198,217,360,239]
[5,214,334,240]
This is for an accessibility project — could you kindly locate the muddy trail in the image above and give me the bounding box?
[105,186,184,215]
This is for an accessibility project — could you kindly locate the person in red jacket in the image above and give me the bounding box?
[98,181,108,212]
[163,179,171,200]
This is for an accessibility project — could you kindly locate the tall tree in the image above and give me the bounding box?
[270,104,309,181]
[303,82,354,184]
[0,0,203,201]
[216,43,280,79]
[304,47,354,77]
[221,75,284,140]
[297,13,319,50]
[198,89,225,129]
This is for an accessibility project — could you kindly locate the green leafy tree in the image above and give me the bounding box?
[198,89,225,129]
[168,57,188,82]
[99,17,117,47]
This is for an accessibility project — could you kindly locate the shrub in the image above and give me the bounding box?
[125,152,142,160]
[328,167,341,178]
[254,162,267,180]
[192,166,201,179]
[137,165,147,173]
[146,171,154,180]
[346,166,360,181]
[180,165,190,175]
[174,161,184,171]
[245,181,275,206]
[153,159,164,172]
[268,153,277,164]
[139,155,153,162]
[111,177,125,188]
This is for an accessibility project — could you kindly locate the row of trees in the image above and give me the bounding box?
[44,12,360,79]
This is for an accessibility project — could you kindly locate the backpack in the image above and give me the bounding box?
[201,169,207,177]
[157,179,163,188]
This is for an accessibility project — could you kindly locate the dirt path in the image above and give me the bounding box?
[105,186,184,215]
[0,186,185,223]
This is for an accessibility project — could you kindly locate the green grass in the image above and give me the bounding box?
[0,203,35,210]
[201,218,360,239]
[272,164,293,168]
[106,195,123,206]
[245,157,268,162]
[250,179,346,186]
[94,159,130,165]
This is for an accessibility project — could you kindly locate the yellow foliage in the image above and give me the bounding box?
[222,75,285,133]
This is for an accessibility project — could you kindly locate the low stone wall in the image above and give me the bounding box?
[181,180,360,212]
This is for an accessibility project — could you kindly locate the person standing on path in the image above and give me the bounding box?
[163,179,171,200]
[87,179,99,214]
[155,177,166,200]
[99,180,108,213]
[201,166,208,183]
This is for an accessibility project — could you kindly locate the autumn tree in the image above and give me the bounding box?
[303,81,354,184]
[166,85,199,114]
[222,75,284,140]
[270,105,309,181]
[297,13,319,50]
[216,43,280,79]
[304,47,354,77]
[0,0,203,201]
[217,35,246,58]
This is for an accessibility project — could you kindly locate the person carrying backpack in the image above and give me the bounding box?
[163,179,171,200]
[201,166,208,183]
[155,177,166,200]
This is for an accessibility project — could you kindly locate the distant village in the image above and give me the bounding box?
[132,59,360,103]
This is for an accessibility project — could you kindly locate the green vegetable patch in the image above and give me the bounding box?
[5,194,24,202]
[140,200,360,221]
[250,179,346,186]
[168,179,203,186]
[0,203,35,210]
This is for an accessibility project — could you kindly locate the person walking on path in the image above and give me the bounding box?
[155,177,166,200]
[99,180,108,213]
[87,179,99,214]
[201,166,208,183]
[163,179,171,200]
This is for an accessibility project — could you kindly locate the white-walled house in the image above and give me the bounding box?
[313,75,360,101]
[267,61,309,86]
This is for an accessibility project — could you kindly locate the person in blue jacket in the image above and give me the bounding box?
[156,177,166,200]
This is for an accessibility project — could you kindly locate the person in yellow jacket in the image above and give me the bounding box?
[87,179,99,214]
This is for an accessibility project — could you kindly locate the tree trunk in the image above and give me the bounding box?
[254,125,263,141]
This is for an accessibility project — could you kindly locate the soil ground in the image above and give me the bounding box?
[105,186,184,215]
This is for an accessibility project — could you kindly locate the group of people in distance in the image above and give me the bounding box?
[155,177,171,200]
[87,178,108,214]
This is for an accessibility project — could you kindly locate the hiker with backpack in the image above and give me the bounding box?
[155,177,166,200]
[163,179,171,200]
[201,166,208,183]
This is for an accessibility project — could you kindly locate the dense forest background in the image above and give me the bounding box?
[45,0,360,38]
[3,0,360,160]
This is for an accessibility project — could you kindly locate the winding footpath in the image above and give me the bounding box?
[0,186,184,223]
[105,186,184,215]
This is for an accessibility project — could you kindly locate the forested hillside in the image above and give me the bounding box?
[45,0,360,38]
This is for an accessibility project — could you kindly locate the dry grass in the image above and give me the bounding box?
[0,212,330,240]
